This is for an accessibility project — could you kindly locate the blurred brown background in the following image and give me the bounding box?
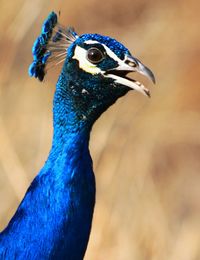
[0,0,200,259]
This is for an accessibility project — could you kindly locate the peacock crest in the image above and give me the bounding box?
[29,12,77,81]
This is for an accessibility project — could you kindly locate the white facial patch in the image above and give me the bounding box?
[72,40,135,75]
[72,40,150,96]
[84,40,135,72]
[72,45,102,74]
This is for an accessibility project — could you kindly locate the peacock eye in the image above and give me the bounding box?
[87,47,104,64]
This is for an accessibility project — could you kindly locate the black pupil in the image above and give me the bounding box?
[87,48,103,63]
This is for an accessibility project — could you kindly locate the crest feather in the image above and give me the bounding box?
[29,12,78,81]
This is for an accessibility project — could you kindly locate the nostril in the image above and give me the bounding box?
[125,59,137,67]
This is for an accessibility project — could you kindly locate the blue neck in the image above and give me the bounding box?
[0,72,96,259]
[48,71,92,160]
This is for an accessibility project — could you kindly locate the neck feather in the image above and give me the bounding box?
[49,71,93,159]
[0,70,96,259]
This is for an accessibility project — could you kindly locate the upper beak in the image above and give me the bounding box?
[104,55,155,97]
[129,56,156,84]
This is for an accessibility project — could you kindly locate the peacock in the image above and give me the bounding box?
[0,12,155,259]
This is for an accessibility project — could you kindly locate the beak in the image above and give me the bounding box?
[104,55,155,97]
[131,57,156,84]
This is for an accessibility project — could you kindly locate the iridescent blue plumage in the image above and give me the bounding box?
[0,11,154,260]
[79,33,130,59]
[29,12,78,82]
[29,12,57,81]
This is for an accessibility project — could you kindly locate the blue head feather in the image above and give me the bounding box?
[79,33,130,59]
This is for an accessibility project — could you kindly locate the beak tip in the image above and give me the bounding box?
[148,71,156,84]
[136,59,155,84]
[152,73,156,84]
[145,89,151,98]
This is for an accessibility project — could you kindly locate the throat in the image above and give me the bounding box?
[49,72,93,159]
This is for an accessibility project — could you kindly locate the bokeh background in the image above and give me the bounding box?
[0,0,200,259]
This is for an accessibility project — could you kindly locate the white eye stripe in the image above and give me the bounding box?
[101,44,134,71]
[84,40,99,44]
[84,40,133,71]
[84,40,121,62]
[84,40,101,44]
[72,40,133,75]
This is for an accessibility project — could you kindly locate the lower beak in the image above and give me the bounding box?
[104,56,155,97]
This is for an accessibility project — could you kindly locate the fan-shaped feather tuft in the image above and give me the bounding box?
[29,12,77,81]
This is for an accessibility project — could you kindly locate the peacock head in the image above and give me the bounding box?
[29,12,155,120]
